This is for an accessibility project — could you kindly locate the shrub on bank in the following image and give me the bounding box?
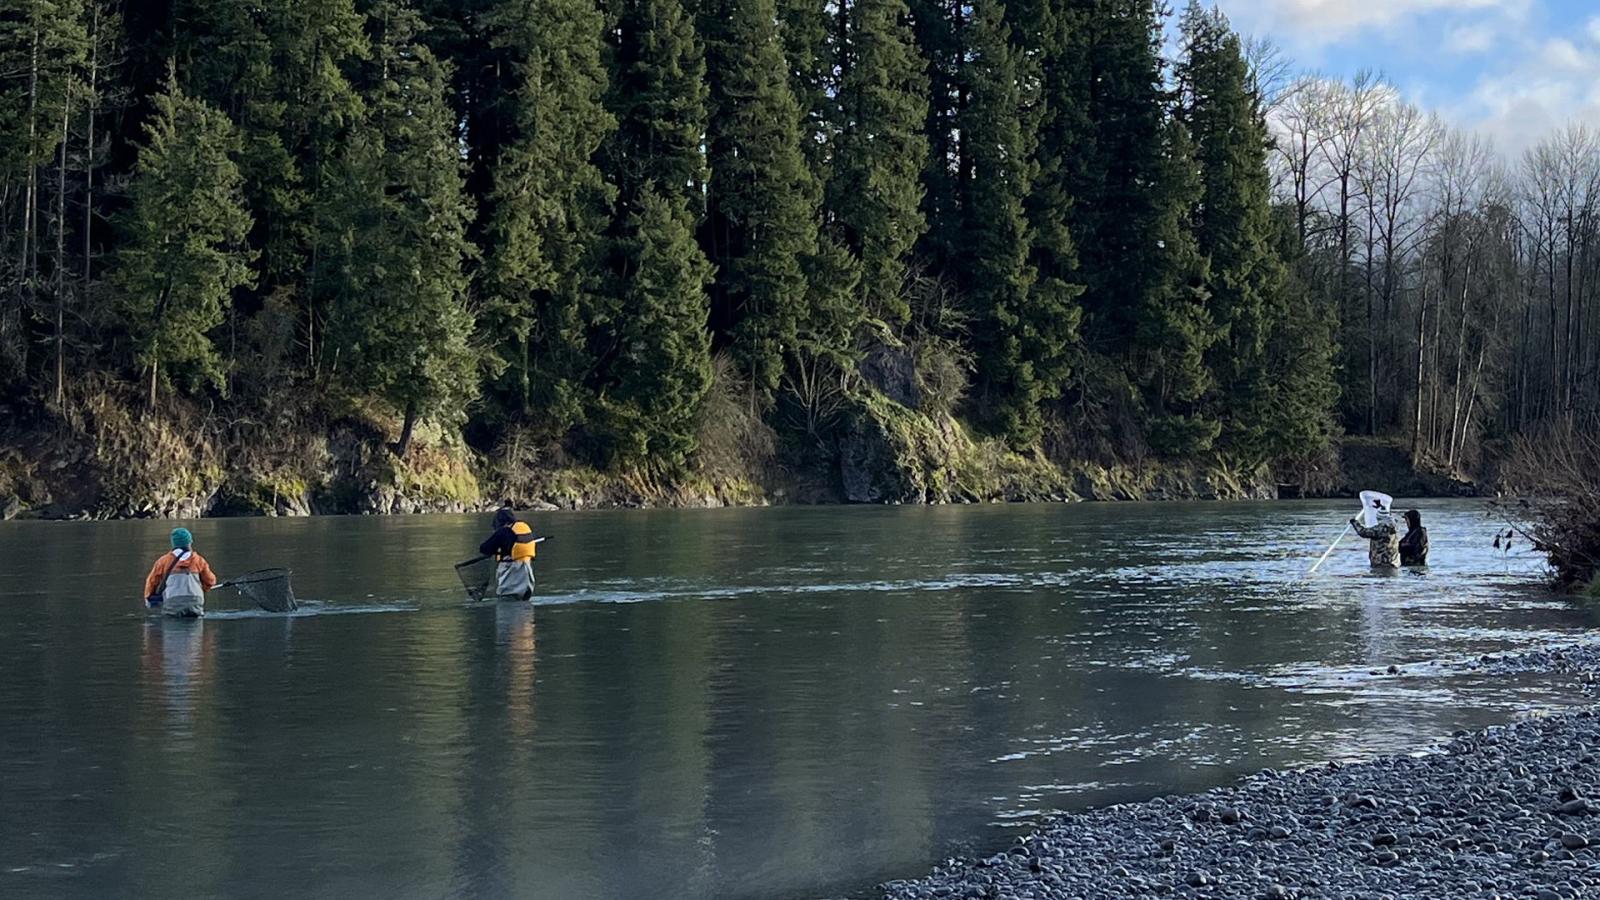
[1500,420,1600,591]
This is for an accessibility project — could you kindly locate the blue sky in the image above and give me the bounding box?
[1203,0,1600,154]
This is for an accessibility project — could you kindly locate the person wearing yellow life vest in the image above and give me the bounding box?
[478,507,537,600]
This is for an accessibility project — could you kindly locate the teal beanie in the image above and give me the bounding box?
[171,527,193,550]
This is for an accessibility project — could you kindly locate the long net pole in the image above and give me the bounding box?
[1306,522,1352,576]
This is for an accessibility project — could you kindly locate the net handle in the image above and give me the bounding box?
[218,567,292,589]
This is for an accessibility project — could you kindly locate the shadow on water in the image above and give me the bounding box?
[1,500,1596,899]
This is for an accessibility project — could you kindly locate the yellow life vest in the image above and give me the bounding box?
[506,520,537,562]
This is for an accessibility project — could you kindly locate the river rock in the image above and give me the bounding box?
[879,698,1600,900]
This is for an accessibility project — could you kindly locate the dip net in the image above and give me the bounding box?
[455,556,496,601]
[226,568,297,612]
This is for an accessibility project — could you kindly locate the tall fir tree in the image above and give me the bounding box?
[1137,118,1218,453]
[1068,0,1217,451]
[905,0,962,267]
[606,0,709,212]
[317,1,477,455]
[597,0,715,467]
[1017,0,1087,384]
[700,0,822,393]
[1177,2,1280,463]
[829,0,929,328]
[957,0,1077,447]
[175,0,367,363]
[1262,205,1339,461]
[776,0,836,186]
[480,0,616,432]
[113,76,255,407]
[598,188,715,468]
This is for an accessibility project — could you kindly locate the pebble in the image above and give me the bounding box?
[879,661,1600,900]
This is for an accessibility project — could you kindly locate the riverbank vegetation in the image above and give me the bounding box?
[1501,421,1600,592]
[0,0,1588,514]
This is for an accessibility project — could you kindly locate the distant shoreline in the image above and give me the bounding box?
[1,430,1478,521]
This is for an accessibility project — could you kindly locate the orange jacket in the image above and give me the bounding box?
[144,550,218,598]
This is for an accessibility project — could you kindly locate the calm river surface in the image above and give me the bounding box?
[0,500,1592,899]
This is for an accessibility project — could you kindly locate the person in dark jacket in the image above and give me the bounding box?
[479,507,537,600]
[1400,509,1429,566]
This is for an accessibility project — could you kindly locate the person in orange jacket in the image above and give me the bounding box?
[143,527,218,617]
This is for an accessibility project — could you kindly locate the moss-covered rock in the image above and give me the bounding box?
[838,389,1072,504]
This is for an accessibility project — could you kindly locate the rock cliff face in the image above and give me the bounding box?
[835,388,1276,505]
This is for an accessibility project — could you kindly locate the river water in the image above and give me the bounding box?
[0,500,1591,899]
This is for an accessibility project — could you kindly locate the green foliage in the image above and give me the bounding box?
[2,0,1350,492]
[317,1,477,438]
[904,0,961,266]
[1069,0,1175,355]
[829,0,929,327]
[607,0,709,212]
[0,0,87,177]
[1260,205,1339,460]
[700,0,823,393]
[598,189,715,470]
[480,0,616,432]
[113,78,255,396]
[776,0,836,183]
[176,0,367,286]
[1017,0,1088,367]
[958,0,1076,449]
[1177,2,1278,463]
[1135,118,1217,423]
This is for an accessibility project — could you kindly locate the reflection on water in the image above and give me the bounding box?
[0,500,1593,899]
[140,619,217,735]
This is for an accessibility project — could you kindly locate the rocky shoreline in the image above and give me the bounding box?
[878,643,1600,900]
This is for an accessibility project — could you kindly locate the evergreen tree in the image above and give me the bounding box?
[1018,0,1087,385]
[596,0,715,467]
[905,0,962,266]
[776,0,836,185]
[1068,0,1217,452]
[0,0,88,379]
[599,188,715,468]
[113,77,255,407]
[1176,2,1279,462]
[607,0,710,212]
[700,0,821,393]
[318,1,476,455]
[1262,205,1339,460]
[1069,0,1166,352]
[480,0,616,431]
[830,0,929,327]
[175,0,367,367]
[1137,118,1219,453]
[957,0,1077,447]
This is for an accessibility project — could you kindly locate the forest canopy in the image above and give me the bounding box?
[0,0,1587,484]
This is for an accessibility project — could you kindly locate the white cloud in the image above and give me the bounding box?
[1542,38,1597,72]
[1444,23,1496,53]
[1222,0,1523,49]
[1217,0,1600,156]
[1454,37,1600,156]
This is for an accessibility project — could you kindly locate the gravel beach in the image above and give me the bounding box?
[879,643,1600,900]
